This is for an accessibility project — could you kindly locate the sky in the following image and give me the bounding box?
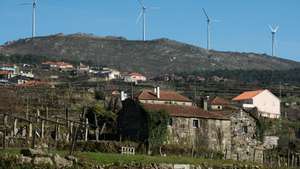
[0,0,300,61]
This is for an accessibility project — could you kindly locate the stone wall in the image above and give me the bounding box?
[230,109,264,162]
[167,116,231,156]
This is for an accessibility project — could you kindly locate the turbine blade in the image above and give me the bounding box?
[19,2,32,6]
[269,25,274,32]
[274,26,279,32]
[137,0,144,7]
[136,10,143,24]
[149,7,160,10]
[212,19,221,23]
[202,8,210,20]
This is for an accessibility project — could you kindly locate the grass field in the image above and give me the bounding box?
[0,148,260,167]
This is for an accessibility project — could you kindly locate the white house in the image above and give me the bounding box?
[232,89,280,119]
[124,72,146,83]
[100,68,121,81]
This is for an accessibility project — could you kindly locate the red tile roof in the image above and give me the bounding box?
[142,103,230,120]
[232,90,264,101]
[137,90,191,102]
[1,64,16,67]
[129,72,144,77]
[0,70,13,75]
[16,80,47,87]
[210,97,230,105]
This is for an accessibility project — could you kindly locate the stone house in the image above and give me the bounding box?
[142,103,232,155]
[118,88,264,162]
[233,89,281,119]
[137,87,192,106]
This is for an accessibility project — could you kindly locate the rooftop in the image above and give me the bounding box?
[137,89,191,102]
[0,70,13,75]
[142,103,230,120]
[129,72,144,77]
[232,90,264,101]
[210,97,230,105]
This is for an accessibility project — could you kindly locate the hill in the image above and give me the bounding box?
[0,33,299,75]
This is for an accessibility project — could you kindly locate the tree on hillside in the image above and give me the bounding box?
[86,103,117,136]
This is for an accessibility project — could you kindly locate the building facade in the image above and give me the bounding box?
[117,88,265,162]
[233,89,280,118]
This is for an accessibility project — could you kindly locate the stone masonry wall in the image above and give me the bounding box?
[230,110,264,162]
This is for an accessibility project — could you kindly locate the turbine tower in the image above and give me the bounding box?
[32,0,37,38]
[269,25,279,57]
[21,0,38,39]
[202,8,211,50]
[137,0,158,41]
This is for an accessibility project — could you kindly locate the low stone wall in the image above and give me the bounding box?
[93,163,266,169]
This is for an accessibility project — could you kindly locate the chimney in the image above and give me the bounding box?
[121,91,127,101]
[203,96,209,111]
[157,86,160,99]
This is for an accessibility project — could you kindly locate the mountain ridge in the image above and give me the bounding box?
[0,33,299,75]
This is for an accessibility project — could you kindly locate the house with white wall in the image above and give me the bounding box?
[124,72,146,83]
[232,89,280,119]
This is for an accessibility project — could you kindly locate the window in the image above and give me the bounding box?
[169,118,173,126]
[193,120,199,128]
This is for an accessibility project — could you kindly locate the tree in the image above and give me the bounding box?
[86,103,117,135]
[145,109,169,154]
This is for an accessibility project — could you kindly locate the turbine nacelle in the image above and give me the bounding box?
[269,25,279,33]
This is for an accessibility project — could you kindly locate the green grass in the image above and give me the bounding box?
[0,148,264,168]
[77,152,260,167]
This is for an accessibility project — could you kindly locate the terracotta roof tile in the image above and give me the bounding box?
[16,80,47,87]
[129,72,144,77]
[142,103,230,120]
[0,70,13,75]
[210,97,230,105]
[137,90,191,102]
[232,90,264,101]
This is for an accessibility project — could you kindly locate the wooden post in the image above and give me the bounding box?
[13,118,18,136]
[28,122,32,138]
[69,122,73,142]
[46,107,49,125]
[66,107,69,127]
[41,120,45,139]
[36,109,40,123]
[94,113,99,141]
[31,127,36,149]
[3,114,8,127]
[85,118,88,141]
[55,118,59,141]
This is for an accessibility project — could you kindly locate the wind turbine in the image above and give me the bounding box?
[202,8,219,50]
[136,0,158,41]
[269,25,279,57]
[21,0,38,39]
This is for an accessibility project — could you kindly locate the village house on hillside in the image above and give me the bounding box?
[124,72,146,83]
[77,62,90,73]
[233,89,281,119]
[0,64,19,74]
[118,87,264,162]
[42,61,74,71]
[99,68,121,81]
